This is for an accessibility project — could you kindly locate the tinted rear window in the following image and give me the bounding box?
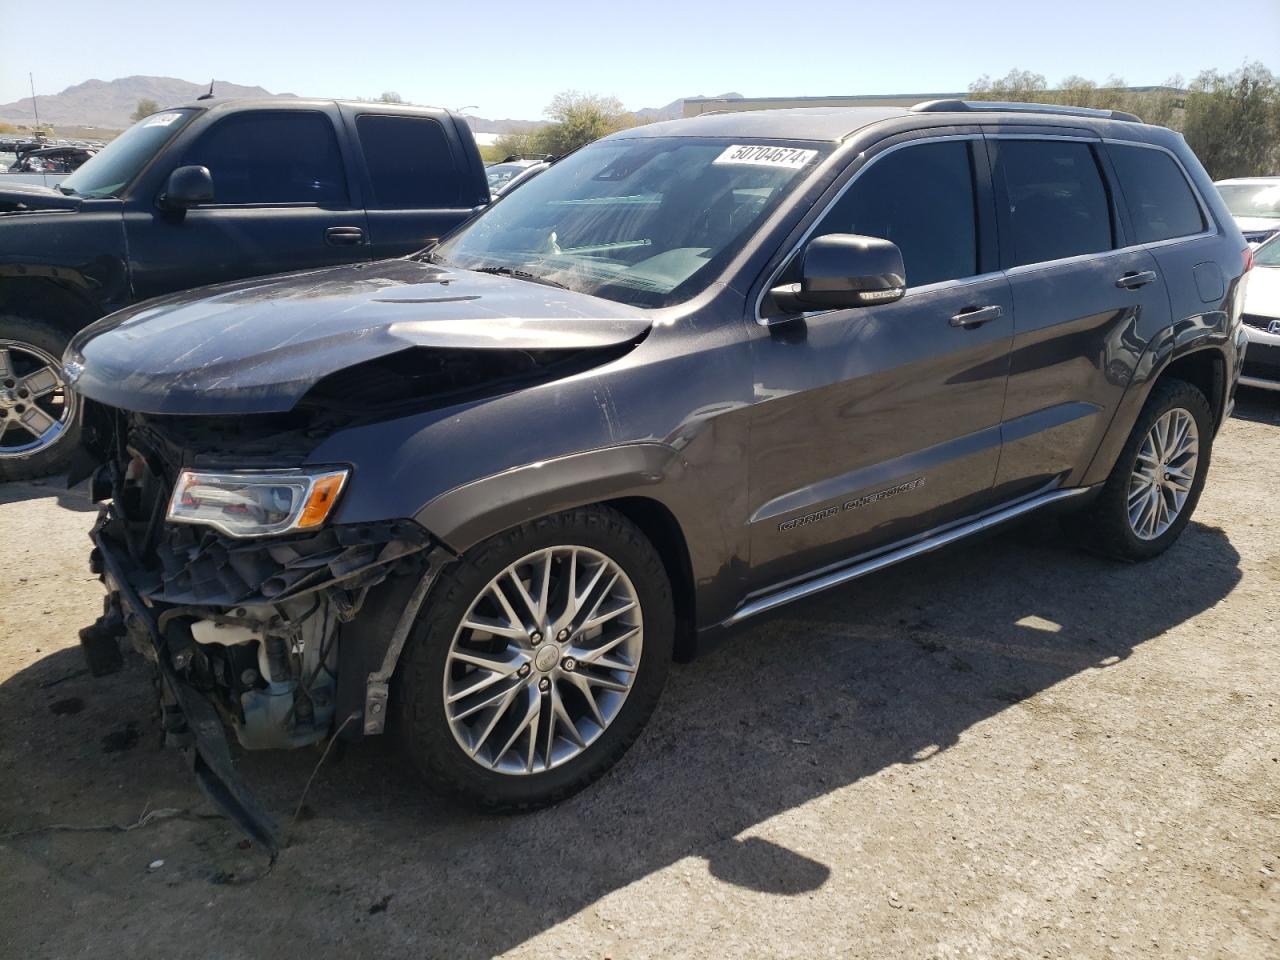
[997,140,1113,266]
[181,110,347,206]
[1108,144,1205,243]
[356,115,462,208]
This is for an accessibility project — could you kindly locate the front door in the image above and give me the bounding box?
[747,136,1013,591]
[125,107,371,301]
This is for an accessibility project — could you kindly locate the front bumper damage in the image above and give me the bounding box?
[86,503,451,853]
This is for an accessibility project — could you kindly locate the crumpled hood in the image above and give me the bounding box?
[67,258,652,415]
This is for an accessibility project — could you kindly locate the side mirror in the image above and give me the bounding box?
[160,165,214,211]
[769,234,906,316]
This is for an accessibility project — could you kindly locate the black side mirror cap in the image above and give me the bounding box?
[159,165,214,211]
[768,233,906,317]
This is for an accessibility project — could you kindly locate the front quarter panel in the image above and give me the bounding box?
[305,288,756,626]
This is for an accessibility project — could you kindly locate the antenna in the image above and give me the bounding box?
[28,72,43,134]
[197,79,215,101]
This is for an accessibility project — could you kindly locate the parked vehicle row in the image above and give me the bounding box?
[63,99,1249,848]
[485,155,552,196]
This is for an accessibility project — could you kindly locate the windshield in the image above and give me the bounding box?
[60,109,197,198]
[436,136,830,308]
[1217,182,1280,219]
[1255,235,1280,267]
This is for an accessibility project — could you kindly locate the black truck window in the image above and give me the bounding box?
[355,114,462,209]
[180,110,348,206]
[1107,144,1206,244]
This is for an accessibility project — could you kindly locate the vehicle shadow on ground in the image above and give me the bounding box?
[0,515,1242,957]
[1231,389,1280,425]
[0,476,96,513]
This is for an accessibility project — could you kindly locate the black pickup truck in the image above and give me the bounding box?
[0,98,489,479]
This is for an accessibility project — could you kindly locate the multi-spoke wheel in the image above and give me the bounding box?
[397,506,673,810]
[1082,377,1212,560]
[0,317,83,481]
[445,546,643,774]
[1127,408,1199,541]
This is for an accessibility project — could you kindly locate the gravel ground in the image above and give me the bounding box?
[1,394,1278,960]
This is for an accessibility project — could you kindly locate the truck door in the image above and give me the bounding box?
[125,107,371,300]
[339,107,488,259]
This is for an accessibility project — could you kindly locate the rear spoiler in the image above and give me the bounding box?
[0,184,82,212]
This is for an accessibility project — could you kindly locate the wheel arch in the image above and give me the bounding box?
[0,275,105,337]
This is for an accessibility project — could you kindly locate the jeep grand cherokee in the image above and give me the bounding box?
[66,100,1251,849]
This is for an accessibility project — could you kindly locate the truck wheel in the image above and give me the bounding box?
[1082,377,1213,561]
[396,505,673,811]
[0,315,81,482]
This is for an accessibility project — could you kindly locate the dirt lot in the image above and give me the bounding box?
[1,394,1278,960]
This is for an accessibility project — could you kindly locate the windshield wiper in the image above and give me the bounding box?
[472,265,568,290]
[57,184,79,196]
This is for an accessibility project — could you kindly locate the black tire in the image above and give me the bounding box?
[0,314,82,482]
[396,505,674,811]
[1082,377,1213,561]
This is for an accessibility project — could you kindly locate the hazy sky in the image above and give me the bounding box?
[2,0,1278,120]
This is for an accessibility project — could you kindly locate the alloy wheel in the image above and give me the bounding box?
[0,340,78,460]
[443,545,644,775]
[1127,407,1199,541]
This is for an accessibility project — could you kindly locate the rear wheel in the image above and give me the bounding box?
[397,506,673,810]
[0,315,81,481]
[1082,377,1213,560]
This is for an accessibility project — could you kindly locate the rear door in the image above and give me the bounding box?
[125,107,371,300]
[340,109,487,259]
[985,131,1172,496]
[746,134,1013,590]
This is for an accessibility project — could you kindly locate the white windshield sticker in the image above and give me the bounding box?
[142,112,183,127]
[713,145,818,169]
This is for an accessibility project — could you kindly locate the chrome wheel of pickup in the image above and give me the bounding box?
[1128,407,1199,541]
[443,545,644,775]
[0,339,77,460]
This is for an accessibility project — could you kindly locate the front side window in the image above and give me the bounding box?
[356,115,461,209]
[60,109,197,198]
[180,110,347,206]
[797,139,979,288]
[1108,144,1205,243]
[997,140,1113,266]
[434,137,831,308]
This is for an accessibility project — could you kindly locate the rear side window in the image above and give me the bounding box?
[181,110,348,206]
[804,139,979,288]
[1107,144,1205,243]
[997,140,1113,266]
[356,115,461,208]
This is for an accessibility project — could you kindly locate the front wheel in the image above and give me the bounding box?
[396,506,673,810]
[1082,377,1213,560]
[0,315,82,482]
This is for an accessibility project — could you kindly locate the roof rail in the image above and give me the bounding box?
[911,99,1143,123]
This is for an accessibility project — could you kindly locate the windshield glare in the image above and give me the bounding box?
[1217,182,1280,219]
[1255,236,1280,267]
[437,137,830,308]
[60,109,197,198]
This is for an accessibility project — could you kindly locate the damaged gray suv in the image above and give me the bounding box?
[68,101,1251,849]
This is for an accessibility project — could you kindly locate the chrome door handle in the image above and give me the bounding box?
[325,226,366,246]
[949,304,1004,328]
[1116,270,1157,289]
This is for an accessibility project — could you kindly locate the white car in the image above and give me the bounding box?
[1215,177,1280,246]
[1241,234,1280,392]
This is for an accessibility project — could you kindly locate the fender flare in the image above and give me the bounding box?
[414,441,687,554]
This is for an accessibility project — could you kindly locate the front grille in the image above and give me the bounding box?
[1242,313,1279,332]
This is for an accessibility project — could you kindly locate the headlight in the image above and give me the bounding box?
[167,468,349,538]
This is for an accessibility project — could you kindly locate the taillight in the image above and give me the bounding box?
[1243,247,1255,273]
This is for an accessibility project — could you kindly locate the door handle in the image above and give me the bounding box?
[1116,270,1157,289]
[949,304,1004,328]
[325,226,365,246]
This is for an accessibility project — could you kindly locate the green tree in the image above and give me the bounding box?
[492,128,547,159]
[539,91,635,156]
[968,69,1049,101]
[130,98,160,123]
[379,91,404,104]
[1183,63,1280,179]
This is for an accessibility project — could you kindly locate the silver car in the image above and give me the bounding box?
[1215,177,1280,246]
[1241,234,1280,392]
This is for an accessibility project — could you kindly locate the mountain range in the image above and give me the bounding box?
[0,76,745,133]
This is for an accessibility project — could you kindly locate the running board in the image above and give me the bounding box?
[1240,375,1280,393]
[723,486,1092,627]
